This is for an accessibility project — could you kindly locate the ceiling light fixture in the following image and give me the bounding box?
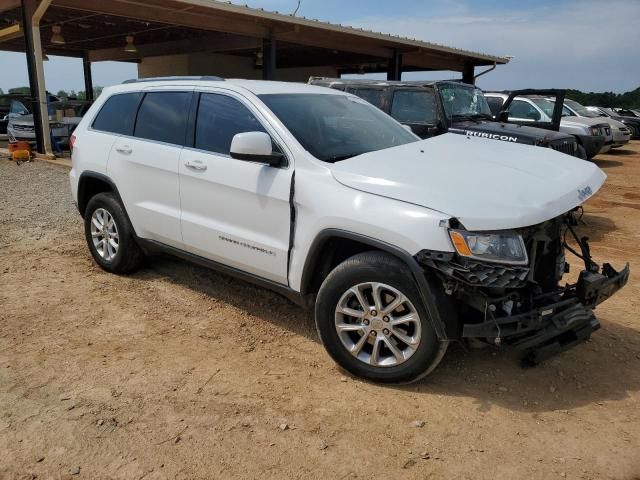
[124,35,137,53]
[50,25,65,45]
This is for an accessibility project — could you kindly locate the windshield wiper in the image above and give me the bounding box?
[450,114,481,124]
[470,113,495,121]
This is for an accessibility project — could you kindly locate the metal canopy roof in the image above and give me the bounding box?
[0,0,509,73]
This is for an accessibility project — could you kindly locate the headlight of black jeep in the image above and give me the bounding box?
[448,229,528,265]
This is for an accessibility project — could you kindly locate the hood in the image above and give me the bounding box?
[450,121,569,145]
[329,134,606,231]
[606,118,628,130]
[560,116,608,128]
[9,114,34,126]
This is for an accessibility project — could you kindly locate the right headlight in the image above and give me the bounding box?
[589,126,600,136]
[448,229,528,265]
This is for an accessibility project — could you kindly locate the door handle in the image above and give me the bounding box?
[185,160,207,171]
[115,146,132,155]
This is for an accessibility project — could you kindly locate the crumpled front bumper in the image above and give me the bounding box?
[462,262,630,364]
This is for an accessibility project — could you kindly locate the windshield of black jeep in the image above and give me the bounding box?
[438,83,493,121]
[259,93,417,162]
[565,99,599,118]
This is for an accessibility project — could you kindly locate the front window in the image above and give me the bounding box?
[438,83,493,121]
[259,93,417,163]
[565,99,599,118]
[531,98,556,118]
[10,100,30,115]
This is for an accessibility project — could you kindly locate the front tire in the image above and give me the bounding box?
[315,251,447,383]
[84,192,143,274]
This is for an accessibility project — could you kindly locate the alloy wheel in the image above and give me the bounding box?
[334,282,422,367]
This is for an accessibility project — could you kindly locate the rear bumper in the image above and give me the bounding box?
[462,263,629,363]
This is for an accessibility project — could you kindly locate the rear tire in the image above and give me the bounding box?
[315,251,447,384]
[84,192,143,274]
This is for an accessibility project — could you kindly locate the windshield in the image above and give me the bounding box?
[259,93,417,162]
[531,98,556,118]
[565,99,599,118]
[438,83,493,120]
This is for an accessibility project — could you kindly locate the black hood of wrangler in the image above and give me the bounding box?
[448,120,569,146]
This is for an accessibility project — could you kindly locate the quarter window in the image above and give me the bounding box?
[195,93,267,155]
[92,92,142,135]
[391,90,436,123]
[485,96,504,116]
[134,92,191,145]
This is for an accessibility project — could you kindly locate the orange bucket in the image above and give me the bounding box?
[8,141,32,154]
[12,150,31,163]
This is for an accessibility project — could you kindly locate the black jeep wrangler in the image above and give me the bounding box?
[309,78,583,159]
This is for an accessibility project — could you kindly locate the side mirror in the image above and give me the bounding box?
[230,131,283,167]
[497,110,509,122]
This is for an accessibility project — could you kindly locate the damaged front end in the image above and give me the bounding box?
[416,211,629,365]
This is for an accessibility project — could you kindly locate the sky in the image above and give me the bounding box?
[0,0,638,94]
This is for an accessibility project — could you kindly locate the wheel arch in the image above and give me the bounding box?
[300,229,450,339]
[77,171,121,218]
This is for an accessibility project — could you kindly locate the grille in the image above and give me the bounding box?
[12,124,34,132]
[549,140,577,157]
[450,261,530,288]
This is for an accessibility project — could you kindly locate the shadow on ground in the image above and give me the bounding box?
[127,252,640,415]
[594,158,625,168]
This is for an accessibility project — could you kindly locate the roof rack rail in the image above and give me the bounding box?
[122,76,224,84]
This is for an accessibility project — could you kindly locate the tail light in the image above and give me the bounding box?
[69,134,76,150]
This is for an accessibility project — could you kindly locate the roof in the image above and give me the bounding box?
[108,77,349,96]
[309,77,476,89]
[197,0,510,65]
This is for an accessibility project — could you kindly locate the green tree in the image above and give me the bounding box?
[566,86,640,109]
[8,86,31,95]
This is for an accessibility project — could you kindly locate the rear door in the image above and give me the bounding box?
[178,90,293,284]
[109,88,193,248]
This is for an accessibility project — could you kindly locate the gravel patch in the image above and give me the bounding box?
[0,159,80,246]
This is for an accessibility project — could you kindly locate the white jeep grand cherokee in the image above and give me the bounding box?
[70,77,628,383]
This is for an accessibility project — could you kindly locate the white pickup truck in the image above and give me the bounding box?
[69,77,629,383]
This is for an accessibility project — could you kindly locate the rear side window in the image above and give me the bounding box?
[195,93,267,155]
[92,92,141,135]
[391,90,436,123]
[134,92,192,145]
[351,88,385,109]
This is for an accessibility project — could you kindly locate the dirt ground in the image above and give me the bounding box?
[1,143,639,480]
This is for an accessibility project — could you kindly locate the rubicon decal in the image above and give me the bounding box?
[466,131,518,142]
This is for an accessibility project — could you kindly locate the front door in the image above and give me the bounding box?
[179,91,293,284]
